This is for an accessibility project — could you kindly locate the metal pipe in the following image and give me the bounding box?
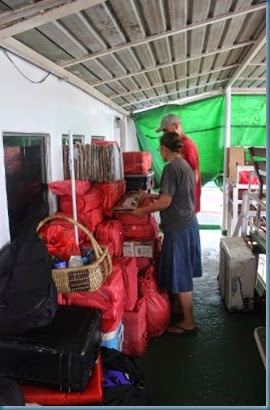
[68,130,79,245]
[222,86,231,233]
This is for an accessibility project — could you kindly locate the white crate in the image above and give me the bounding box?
[219,237,256,311]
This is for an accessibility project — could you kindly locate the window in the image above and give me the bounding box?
[91,136,105,142]
[3,133,48,240]
[62,134,85,145]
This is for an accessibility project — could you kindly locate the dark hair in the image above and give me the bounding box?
[160,131,183,153]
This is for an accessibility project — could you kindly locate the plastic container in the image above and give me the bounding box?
[100,321,124,351]
[125,171,154,192]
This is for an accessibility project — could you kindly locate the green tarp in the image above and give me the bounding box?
[132,95,266,187]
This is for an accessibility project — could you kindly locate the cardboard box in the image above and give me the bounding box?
[123,241,155,258]
[227,147,245,180]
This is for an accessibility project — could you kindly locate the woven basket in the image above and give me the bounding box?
[37,215,112,294]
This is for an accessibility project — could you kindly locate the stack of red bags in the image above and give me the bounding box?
[123,151,152,175]
[93,180,126,217]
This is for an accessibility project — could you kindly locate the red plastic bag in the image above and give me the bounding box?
[239,171,259,185]
[58,264,125,333]
[39,224,81,261]
[122,297,148,356]
[115,212,149,226]
[139,266,170,338]
[123,152,152,175]
[114,257,138,311]
[123,217,158,241]
[49,180,91,196]
[50,212,88,242]
[59,188,103,213]
[136,257,151,274]
[93,181,126,215]
[96,220,124,257]
[92,140,118,146]
[78,209,103,234]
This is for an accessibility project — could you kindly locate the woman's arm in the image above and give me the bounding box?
[133,193,172,217]
[139,189,160,200]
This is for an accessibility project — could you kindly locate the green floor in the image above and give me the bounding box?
[137,230,266,406]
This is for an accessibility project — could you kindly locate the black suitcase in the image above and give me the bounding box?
[0,306,101,392]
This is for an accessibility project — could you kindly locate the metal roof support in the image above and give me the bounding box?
[121,78,228,107]
[225,28,266,89]
[231,88,266,94]
[0,37,129,116]
[222,86,231,233]
[132,90,224,114]
[0,0,65,26]
[110,64,238,99]
[94,41,254,87]
[62,4,266,68]
[0,0,106,40]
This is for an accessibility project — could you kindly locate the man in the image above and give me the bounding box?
[156,114,201,213]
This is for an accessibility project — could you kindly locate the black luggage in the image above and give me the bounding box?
[101,347,151,406]
[125,171,154,192]
[0,377,25,406]
[0,306,101,392]
[0,200,57,336]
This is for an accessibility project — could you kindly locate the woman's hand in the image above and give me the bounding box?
[138,188,150,200]
[132,207,145,217]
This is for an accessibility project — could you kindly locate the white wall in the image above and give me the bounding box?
[0,50,139,247]
[125,117,139,151]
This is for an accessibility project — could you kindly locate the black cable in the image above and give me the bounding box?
[0,46,51,84]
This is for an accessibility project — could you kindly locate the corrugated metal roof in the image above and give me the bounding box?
[0,0,266,114]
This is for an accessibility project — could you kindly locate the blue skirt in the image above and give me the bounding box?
[158,216,202,293]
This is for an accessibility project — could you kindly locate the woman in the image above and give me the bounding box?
[133,131,202,334]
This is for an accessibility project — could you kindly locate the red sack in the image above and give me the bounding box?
[96,220,124,257]
[92,140,118,146]
[59,195,85,213]
[122,297,148,356]
[123,217,158,241]
[239,171,259,185]
[123,152,152,175]
[78,209,103,234]
[114,257,138,311]
[115,212,149,226]
[136,257,151,274]
[49,180,91,196]
[50,211,88,242]
[39,224,81,261]
[58,264,125,333]
[93,181,126,216]
[59,188,103,214]
[139,266,170,338]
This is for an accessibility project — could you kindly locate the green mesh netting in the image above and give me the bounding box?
[132,95,266,187]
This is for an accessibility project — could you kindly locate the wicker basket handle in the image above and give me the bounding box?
[36,215,103,259]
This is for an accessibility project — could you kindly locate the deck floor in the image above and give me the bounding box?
[137,230,266,406]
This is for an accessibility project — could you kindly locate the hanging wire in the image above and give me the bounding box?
[0,46,51,84]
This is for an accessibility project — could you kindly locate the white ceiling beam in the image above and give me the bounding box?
[111,64,239,99]
[132,90,224,114]
[62,3,266,68]
[225,28,266,88]
[94,40,254,87]
[238,77,266,81]
[249,62,266,66]
[121,78,229,107]
[0,0,105,40]
[231,87,266,94]
[0,0,65,26]
[0,37,129,116]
